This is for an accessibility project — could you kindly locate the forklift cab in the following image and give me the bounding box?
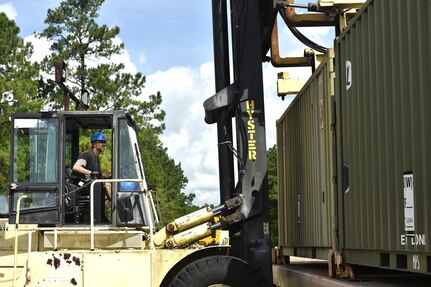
[9,110,156,228]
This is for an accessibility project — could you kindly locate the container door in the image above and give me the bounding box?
[9,115,60,224]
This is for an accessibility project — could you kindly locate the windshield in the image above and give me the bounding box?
[116,118,153,226]
[119,119,140,180]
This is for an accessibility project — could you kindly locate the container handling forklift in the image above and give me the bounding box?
[0,0,368,285]
[0,0,311,285]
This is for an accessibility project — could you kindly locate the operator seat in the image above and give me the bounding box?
[64,167,90,224]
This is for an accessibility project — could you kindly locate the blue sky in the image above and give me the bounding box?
[6,0,214,75]
[1,0,333,206]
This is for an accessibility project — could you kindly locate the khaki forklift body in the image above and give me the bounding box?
[0,219,227,286]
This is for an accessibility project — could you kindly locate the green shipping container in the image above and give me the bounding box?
[277,49,336,260]
[335,0,431,273]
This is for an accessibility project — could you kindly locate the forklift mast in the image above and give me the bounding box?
[205,0,277,284]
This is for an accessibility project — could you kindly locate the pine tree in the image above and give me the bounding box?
[38,0,194,218]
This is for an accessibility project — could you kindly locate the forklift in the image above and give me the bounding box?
[0,45,272,287]
[0,99,271,286]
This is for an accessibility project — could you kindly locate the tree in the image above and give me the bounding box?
[139,128,195,225]
[39,0,162,119]
[267,145,278,246]
[0,13,43,194]
[38,0,196,219]
[39,0,166,131]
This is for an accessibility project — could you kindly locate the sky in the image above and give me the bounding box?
[0,0,333,207]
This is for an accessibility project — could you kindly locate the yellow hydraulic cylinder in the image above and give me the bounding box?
[165,223,213,249]
[166,207,215,233]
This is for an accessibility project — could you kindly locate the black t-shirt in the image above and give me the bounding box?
[73,150,102,179]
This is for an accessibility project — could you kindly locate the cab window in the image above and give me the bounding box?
[12,118,59,183]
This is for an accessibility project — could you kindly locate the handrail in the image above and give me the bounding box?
[13,194,28,287]
[26,230,32,284]
[89,179,154,250]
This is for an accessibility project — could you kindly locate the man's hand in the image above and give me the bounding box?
[101,171,111,179]
[90,171,100,179]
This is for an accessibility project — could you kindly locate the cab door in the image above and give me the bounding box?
[9,113,60,224]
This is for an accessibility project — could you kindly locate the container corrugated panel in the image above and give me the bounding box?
[277,49,335,259]
[335,0,431,273]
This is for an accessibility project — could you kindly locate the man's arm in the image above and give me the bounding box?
[73,151,100,178]
[72,161,92,175]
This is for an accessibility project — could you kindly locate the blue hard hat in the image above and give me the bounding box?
[91,132,107,142]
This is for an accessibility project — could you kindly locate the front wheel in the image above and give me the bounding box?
[168,255,270,287]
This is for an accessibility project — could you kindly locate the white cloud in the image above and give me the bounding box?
[145,63,220,207]
[24,34,52,63]
[161,128,190,150]
[0,2,17,20]
[138,52,147,65]
[101,36,138,74]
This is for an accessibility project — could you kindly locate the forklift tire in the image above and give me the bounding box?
[168,255,270,287]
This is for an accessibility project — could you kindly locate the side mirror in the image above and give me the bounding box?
[0,194,9,217]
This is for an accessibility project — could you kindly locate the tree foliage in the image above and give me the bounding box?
[139,129,196,224]
[39,0,166,131]
[38,0,194,219]
[0,13,43,194]
[267,145,278,246]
